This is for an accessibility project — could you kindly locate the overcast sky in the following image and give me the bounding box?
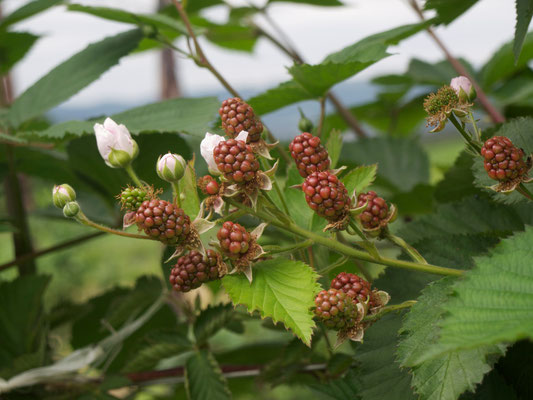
[3,0,519,109]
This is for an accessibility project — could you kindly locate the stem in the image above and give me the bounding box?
[0,232,104,272]
[124,164,143,187]
[516,183,533,201]
[264,239,314,254]
[385,230,428,265]
[259,158,290,216]
[227,199,464,276]
[408,0,505,124]
[363,300,417,322]
[448,114,481,152]
[172,181,181,207]
[170,0,291,163]
[317,97,326,137]
[319,324,334,357]
[75,212,156,241]
[468,111,482,142]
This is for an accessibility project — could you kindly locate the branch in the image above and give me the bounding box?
[408,0,505,124]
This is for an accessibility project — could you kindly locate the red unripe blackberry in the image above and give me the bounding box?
[213,139,260,184]
[314,288,358,330]
[289,132,330,178]
[217,221,251,260]
[169,250,220,292]
[331,272,377,307]
[302,171,351,221]
[357,191,389,230]
[135,199,191,244]
[198,175,220,196]
[481,136,528,181]
[219,97,263,142]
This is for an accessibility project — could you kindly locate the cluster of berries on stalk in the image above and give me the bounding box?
[314,272,389,341]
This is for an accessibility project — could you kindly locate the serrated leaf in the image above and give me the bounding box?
[310,369,359,400]
[472,118,533,204]
[435,150,480,203]
[342,164,377,196]
[326,129,342,168]
[222,258,319,345]
[397,279,503,400]
[514,0,533,62]
[37,97,219,139]
[194,303,235,345]
[414,226,533,364]
[248,80,314,116]
[8,29,143,127]
[424,0,478,25]
[284,164,313,229]
[0,31,39,75]
[0,0,63,29]
[185,350,231,400]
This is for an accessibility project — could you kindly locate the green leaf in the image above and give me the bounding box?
[185,350,232,400]
[248,80,314,115]
[341,164,377,196]
[268,0,343,6]
[37,97,219,139]
[406,57,477,86]
[434,150,480,203]
[190,16,258,53]
[0,275,50,368]
[514,0,533,62]
[222,258,320,345]
[325,129,342,169]
[0,31,39,75]
[310,369,359,399]
[194,303,236,345]
[0,0,63,29]
[8,29,144,127]
[424,0,478,25]
[397,279,503,400]
[180,157,201,218]
[284,164,313,229]
[482,31,533,88]
[471,117,533,204]
[355,314,415,400]
[415,226,533,364]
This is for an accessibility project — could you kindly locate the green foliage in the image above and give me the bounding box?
[398,279,503,400]
[284,164,314,229]
[310,369,359,399]
[222,259,320,345]
[0,0,63,29]
[418,227,533,363]
[325,129,342,169]
[193,303,237,345]
[186,350,232,400]
[8,29,144,128]
[513,0,533,62]
[0,32,39,75]
[342,164,377,196]
[424,0,478,24]
[268,0,343,6]
[180,157,201,218]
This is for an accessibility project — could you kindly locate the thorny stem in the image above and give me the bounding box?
[0,232,104,272]
[517,183,533,201]
[124,164,144,188]
[408,0,505,124]
[362,300,417,322]
[75,212,156,241]
[227,199,464,277]
[171,0,291,164]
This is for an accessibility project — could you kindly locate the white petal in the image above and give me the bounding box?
[93,123,112,161]
[200,132,225,173]
[235,130,249,143]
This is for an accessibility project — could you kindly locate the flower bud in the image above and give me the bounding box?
[450,76,476,103]
[94,118,138,168]
[157,153,186,183]
[63,201,80,218]
[298,108,314,132]
[52,184,76,208]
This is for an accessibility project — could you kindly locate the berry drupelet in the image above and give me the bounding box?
[219,97,263,142]
[289,132,330,178]
[314,288,358,330]
[356,191,389,230]
[169,250,221,292]
[135,199,191,245]
[331,272,378,308]
[302,171,351,222]
[214,139,260,184]
[481,136,529,181]
[217,221,252,260]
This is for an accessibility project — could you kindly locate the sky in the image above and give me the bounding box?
[3,0,519,110]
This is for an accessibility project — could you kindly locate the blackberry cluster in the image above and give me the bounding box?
[289,132,330,178]
[135,199,191,244]
[314,289,358,330]
[217,221,251,259]
[481,136,528,181]
[219,97,263,142]
[120,187,147,211]
[356,191,389,230]
[197,175,220,196]
[169,250,220,292]
[331,272,377,308]
[302,171,351,221]
[213,139,260,184]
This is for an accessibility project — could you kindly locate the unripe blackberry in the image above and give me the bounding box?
[198,175,220,196]
[302,171,351,221]
[169,250,220,292]
[135,199,191,244]
[357,191,389,230]
[120,187,147,211]
[481,136,528,181]
[219,97,263,142]
[314,289,358,330]
[331,272,377,307]
[217,221,251,260]
[213,139,260,184]
[289,132,330,178]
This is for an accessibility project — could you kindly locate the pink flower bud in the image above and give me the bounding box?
[94,118,138,168]
[450,76,476,102]
[157,153,186,182]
